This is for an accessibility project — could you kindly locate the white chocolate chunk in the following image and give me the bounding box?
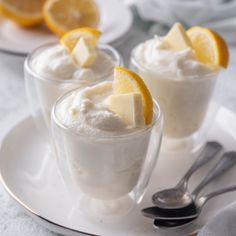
[108,93,145,127]
[164,23,192,51]
[72,37,97,67]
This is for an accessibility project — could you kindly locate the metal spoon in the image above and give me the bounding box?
[153,184,236,229]
[153,217,194,229]
[143,151,236,220]
[152,141,223,209]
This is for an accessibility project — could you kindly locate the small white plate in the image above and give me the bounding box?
[0,0,132,56]
[1,107,236,236]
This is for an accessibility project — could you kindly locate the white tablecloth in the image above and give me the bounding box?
[0,54,57,236]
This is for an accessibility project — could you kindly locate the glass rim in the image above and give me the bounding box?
[130,44,220,82]
[52,86,163,140]
[24,42,122,85]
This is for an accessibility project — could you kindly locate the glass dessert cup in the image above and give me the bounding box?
[24,43,123,140]
[130,46,223,154]
[51,89,163,217]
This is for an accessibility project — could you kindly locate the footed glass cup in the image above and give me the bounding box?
[130,45,224,154]
[51,89,163,217]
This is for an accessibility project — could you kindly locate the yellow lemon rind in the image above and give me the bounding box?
[187,26,229,69]
[60,27,101,51]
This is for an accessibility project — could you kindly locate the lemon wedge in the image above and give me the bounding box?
[165,22,192,51]
[109,93,145,128]
[72,37,97,67]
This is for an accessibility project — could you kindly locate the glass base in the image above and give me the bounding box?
[70,194,136,220]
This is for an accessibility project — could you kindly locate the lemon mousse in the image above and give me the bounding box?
[31,28,114,83]
[131,23,229,141]
[52,67,162,202]
[25,27,122,127]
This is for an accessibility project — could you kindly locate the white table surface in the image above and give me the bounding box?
[0,11,236,236]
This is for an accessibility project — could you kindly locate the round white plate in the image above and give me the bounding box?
[0,0,132,56]
[1,107,236,236]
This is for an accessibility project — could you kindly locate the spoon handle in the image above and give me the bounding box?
[192,151,236,198]
[179,142,222,185]
[199,184,236,208]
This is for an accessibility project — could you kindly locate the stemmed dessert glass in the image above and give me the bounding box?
[51,88,163,217]
[130,45,224,154]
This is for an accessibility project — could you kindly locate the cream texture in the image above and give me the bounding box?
[135,36,212,79]
[134,36,217,138]
[31,44,115,83]
[56,81,140,136]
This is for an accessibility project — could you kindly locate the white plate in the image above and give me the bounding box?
[0,0,132,56]
[1,107,236,236]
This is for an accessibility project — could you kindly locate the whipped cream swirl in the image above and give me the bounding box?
[31,44,115,83]
[134,36,213,80]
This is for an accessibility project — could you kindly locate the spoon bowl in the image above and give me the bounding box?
[142,202,198,220]
[152,188,193,209]
[153,217,197,229]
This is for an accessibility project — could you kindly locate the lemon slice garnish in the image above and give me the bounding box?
[113,67,153,125]
[187,26,229,68]
[60,27,101,52]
